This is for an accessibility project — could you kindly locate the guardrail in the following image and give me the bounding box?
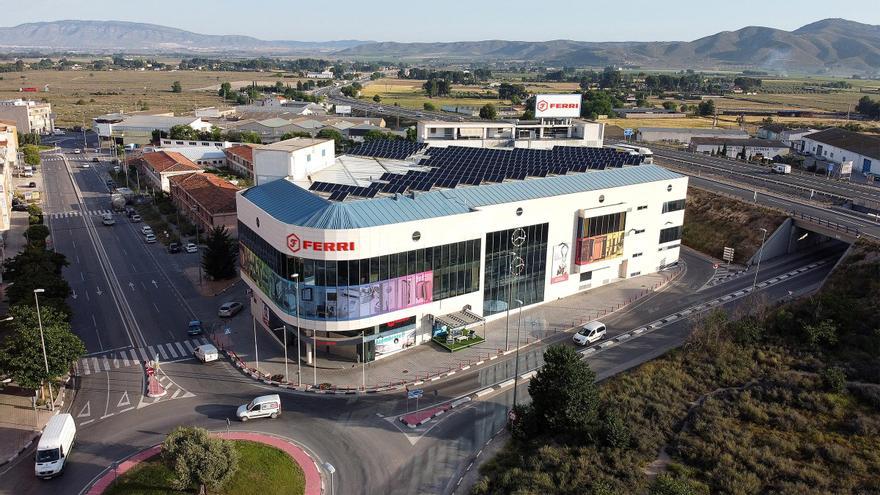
[789,211,863,237]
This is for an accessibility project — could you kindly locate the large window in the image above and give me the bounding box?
[483,224,548,316]
[659,226,682,244]
[575,212,626,265]
[239,222,481,322]
[662,199,686,213]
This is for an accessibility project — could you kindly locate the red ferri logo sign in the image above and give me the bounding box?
[536,99,548,112]
[287,233,301,253]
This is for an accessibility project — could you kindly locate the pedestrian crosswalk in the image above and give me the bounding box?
[46,209,116,219]
[77,337,211,375]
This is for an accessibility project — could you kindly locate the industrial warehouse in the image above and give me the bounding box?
[236,136,688,364]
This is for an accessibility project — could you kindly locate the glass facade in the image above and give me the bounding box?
[575,212,627,265]
[239,222,481,321]
[483,224,549,316]
[662,199,686,213]
[659,226,683,244]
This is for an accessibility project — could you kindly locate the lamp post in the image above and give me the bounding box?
[324,462,336,495]
[512,298,524,407]
[289,273,299,386]
[752,228,768,290]
[33,289,54,411]
[247,288,259,373]
[192,206,202,285]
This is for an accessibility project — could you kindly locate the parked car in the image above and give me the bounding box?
[92,157,99,163]
[34,414,76,479]
[194,344,219,363]
[22,171,33,178]
[218,301,243,318]
[101,213,115,226]
[167,242,181,253]
[572,321,607,346]
[144,233,157,243]
[141,226,153,236]
[80,162,90,168]
[73,149,81,154]
[27,182,37,188]
[130,214,142,223]
[12,203,29,212]
[187,320,204,336]
[185,242,198,253]
[237,394,281,422]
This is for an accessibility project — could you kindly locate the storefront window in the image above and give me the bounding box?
[483,223,549,316]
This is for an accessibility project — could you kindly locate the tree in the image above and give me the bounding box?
[24,224,50,248]
[202,226,237,280]
[316,128,346,152]
[698,99,716,116]
[0,304,85,389]
[650,474,698,495]
[372,94,382,103]
[423,102,437,111]
[22,144,41,166]
[479,103,497,120]
[239,131,261,144]
[280,131,313,141]
[171,80,182,93]
[662,101,678,111]
[527,345,599,436]
[3,246,70,311]
[218,82,232,99]
[162,426,239,494]
[405,127,417,142]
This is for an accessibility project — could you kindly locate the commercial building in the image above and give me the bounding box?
[689,138,790,160]
[418,120,604,149]
[757,125,818,149]
[93,113,213,146]
[0,121,18,233]
[252,138,335,186]
[306,71,334,79]
[800,128,880,174]
[0,99,54,134]
[636,127,749,145]
[236,139,685,364]
[613,107,686,119]
[132,151,203,193]
[169,172,240,237]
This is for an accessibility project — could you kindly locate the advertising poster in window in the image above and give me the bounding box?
[375,328,416,357]
[550,242,570,283]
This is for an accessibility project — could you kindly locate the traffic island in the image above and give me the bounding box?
[88,432,319,495]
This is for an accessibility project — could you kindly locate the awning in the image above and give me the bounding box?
[432,309,484,331]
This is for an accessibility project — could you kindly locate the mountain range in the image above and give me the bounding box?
[0,19,878,73]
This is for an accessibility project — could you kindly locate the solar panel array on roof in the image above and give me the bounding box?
[348,140,428,160]
[316,145,641,202]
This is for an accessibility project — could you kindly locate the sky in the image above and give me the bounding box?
[4,0,880,43]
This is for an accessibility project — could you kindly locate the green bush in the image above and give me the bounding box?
[820,366,847,394]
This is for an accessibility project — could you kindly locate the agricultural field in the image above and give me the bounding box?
[602,116,739,130]
[0,69,274,126]
[361,78,510,110]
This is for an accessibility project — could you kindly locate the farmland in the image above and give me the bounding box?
[360,78,512,111]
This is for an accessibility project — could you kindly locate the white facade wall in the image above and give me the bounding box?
[252,140,335,185]
[236,174,687,347]
[692,143,789,160]
[802,136,879,174]
[417,121,605,148]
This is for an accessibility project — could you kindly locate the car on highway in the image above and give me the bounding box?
[193,344,219,363]
[572,321,607,346]
[218,301,243,318]
[187,320,204,336]
[130,214,142,222]
[144,233,157,243]
[73,149,81,154]
[141,225,153,236]
[101,213,115,226]
[167,242,181,253]
[237,394,281,422]
[185,242,198,253]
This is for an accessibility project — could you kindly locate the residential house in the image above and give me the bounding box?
[133,151,203,193]
[801,127,880,175]
[0,99,54,134]
[224,144,257,178]
[168,173,240,237]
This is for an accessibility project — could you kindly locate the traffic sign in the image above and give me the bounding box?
[623,128,634,137]
[407,389,423,399]
[713,263,719,270]
[722,247,735,263]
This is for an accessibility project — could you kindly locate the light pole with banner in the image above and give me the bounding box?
[505,227,527,351]
[291,273,301,387]
[512,298,524,407]
[33,288,54,410]
[753,228,768,290]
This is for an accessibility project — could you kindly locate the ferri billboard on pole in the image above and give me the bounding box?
[534,94,582,118]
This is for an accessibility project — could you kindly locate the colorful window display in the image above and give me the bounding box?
[575,212,626,265]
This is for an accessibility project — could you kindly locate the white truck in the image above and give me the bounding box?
[771,163,792,174]
[35,414,76,478]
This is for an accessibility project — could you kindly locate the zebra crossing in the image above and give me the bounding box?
[46,209,116,219]
[77,337,211,375]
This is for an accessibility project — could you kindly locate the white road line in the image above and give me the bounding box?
[80,359,91,375]
[129,349,140,363]
[121,353,130,367]
[102,356,111,371]
[166,343,179,359]
[183,340,195,353]
[137,348,149,362]
[156,345,168,360]
[147,346,158,360]
[175,342,186,356]
[92,357,101,372]
[112,357,119,368]
[198,337,209,346]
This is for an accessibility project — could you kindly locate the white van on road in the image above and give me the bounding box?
[237,394,281,422]
[35,413,76,478]
[572,321,607,346]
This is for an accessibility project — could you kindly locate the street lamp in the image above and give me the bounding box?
[752,227,768,290]
[324,462,336,495]
[192,206,202,285]
[246,288,259,373]
[33,289,54,411]
[512,299,524,407]
[291,273,302,387]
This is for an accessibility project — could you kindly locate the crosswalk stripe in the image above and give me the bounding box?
[81,359,90,375]
[147,346,157,360]
[198,337,209,346]
[137,348,150,362]
[121,353,130,367]
[175,342,186,356]
[92,357,100,372]
[157,345,168,360]
[102,356,111,372]
[112,357,119,368]
[166,343,179,359]
[130,349,141,363]
[183,340,195,353]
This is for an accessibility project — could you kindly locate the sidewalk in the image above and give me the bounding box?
[215,268,680,391]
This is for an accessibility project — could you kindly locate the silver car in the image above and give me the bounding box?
[218,301,243,318]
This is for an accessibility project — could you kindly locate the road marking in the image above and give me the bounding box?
[137,348,150,362]
[121,354,130,367]
[92,357,101,372]
[166,343,179,358]
[183,340,195,353]
[129,349,140,363]
[102,356,111,372]
[156,345,168,360]
[175,342,186,356]
[81,359,90,375]
[147,346,157,360]
[117,391,130,408]
[77,402,91,418]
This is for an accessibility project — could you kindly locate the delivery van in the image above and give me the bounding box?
[237,394,281,422]
[35,414,76,478]
[771,163,791,174]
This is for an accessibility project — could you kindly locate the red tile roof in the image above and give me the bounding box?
[140,151,201,174]
[224,144,255,163]
[169,172,239,215]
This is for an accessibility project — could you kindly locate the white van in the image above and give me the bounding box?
[771,163,792,174]
[193,344,219,363]
[573,321,607,346]
[237,394,281,422]
[35,414,76,478]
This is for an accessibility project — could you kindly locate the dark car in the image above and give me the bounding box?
[187,320,204,336]
[92,157,100,163]
[27,182,37,188]
[167,242,181,254]
[12,203,28,212]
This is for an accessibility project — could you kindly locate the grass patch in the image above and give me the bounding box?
[432,335,486,352]
[104,440,305,495]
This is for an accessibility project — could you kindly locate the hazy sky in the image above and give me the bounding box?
[5,0,879,42]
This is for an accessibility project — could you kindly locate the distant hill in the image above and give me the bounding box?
[0,20,369,54]
[337,18,880,73]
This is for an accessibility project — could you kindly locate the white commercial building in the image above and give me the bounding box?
[418,119,604,149]
[0,99,54,134]
[92,114,213,146]
[637,127,749,145]
[237,140,685,364]
[801,128,880,175]
[689,138,790,160]
[252,138,336,185]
